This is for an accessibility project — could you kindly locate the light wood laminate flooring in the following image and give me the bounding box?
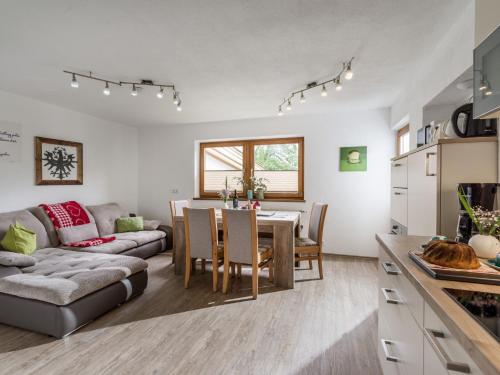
[0,254,381,375]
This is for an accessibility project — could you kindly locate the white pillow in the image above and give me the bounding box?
[0,250,36,267]
[143,220,161,231]
[57,223,99,244]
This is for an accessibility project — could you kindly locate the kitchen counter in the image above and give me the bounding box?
[376,233,500,375]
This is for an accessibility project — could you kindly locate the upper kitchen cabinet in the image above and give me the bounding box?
[474,26,500,119]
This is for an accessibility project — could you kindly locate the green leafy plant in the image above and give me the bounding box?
[457,188,500,236]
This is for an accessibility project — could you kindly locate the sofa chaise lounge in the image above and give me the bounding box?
[0,202,171,338]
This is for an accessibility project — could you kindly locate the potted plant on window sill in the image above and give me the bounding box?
[252,177,268,201]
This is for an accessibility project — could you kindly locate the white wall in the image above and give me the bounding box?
[390,1,475,147]
[138,109,393,257]
[0,90,138,213]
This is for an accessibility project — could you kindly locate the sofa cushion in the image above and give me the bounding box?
[30,205,96,247]
[116,217,144,233]
[111,230,166,246]
[0,210,51,250]
[144,220,161,230]
[0,251,36,267]
[86,203,127,237]
[57,223,99,245]
[0,248,148,305]
[62,239,137,255]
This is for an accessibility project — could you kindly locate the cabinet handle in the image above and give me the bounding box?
[381,288,402,304]
[423,328,470,373]
[393,191,404,195]
[381,261,401,275]
[393,163,402,167]
[380,339,398,362]
[425,152,436,177]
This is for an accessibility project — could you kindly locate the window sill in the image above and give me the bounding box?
[193,197,306,203]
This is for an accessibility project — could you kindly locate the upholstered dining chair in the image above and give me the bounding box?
[221,209,274,299]
[169,200,190,265]
[183,208,223,291]
[295,202,328,279]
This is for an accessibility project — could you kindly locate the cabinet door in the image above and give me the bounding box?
[423,336,448,375]
[407,146,438,236]
[391,157,408,188]
[391,188,408,227]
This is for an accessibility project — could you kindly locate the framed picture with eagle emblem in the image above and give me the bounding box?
[35,137,83,185]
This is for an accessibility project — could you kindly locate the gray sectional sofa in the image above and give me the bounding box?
[0,202,171,338]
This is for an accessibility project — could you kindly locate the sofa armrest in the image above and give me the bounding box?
[157,225,173,251]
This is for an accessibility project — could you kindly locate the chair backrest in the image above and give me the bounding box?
[183,208,217,259]
[222,209,257,265]
[308,203,328,244]
[169,200,190,223]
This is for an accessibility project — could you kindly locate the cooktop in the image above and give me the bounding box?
[444,288,499,342]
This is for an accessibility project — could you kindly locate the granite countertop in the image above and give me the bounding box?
[376,233,500,375]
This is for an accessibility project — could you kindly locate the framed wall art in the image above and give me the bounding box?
[35,137,83,185]
[339,146,367,172]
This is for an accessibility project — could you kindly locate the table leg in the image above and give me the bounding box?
[174,219,185,275]
[273,223,294,289]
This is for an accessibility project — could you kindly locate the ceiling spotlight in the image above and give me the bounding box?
[70,74,79,88]
[299,91,306,103]
[278,106,284,116]
[479,81,488,91]
[344,62,353,80]
[173,92,180,105]
[157,87,164,99]
[286,99,292,110]
[335,77,343,91]
[131,84,138,96]
[321,84,328,97]
[176,100,182,111]
[103,82,111,96]
[485,88,493,96]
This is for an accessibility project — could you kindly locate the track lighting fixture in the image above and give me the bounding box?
[485,88,493,96]
[277,57,354,115]
[131,84,138,96]
[344,62,353,80]
[63,70,182,111]
[335,77,343,91]
[103,82,111,96]
[173,92,180,105]
[70,74,79,88]
[479,81,488,91]
[299,91,306,103]
[321,84,328,97]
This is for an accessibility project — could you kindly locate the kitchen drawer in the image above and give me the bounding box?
[391,188,408,227]
[378,308,401,375]
[424,302,483,375]
[392,157,408,188]
[379,246,402,288]
[378,286,423,375]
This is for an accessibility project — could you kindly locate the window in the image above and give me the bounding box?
[397,125,410,156]
[199,137,304,200]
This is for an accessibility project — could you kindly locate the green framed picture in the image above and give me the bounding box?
[339,146,367,172]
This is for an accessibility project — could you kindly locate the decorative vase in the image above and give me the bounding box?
[223,201,229,209]
[468,234,500,259]
[247,190,253,200]
[255,190,265,200]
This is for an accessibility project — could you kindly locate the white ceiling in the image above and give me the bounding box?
[0,0,470,127]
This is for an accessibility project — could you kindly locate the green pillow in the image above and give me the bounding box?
[0,222,37,255]
[116,217,144,233]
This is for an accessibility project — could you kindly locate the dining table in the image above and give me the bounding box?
[173,210,301,289]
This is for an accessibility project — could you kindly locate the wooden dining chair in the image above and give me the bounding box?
[221,209,274,299]
[169,200,190,265]
[295,202,328,279]
[183,208,224,291]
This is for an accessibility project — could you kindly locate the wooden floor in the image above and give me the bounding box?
[0,254,381,375]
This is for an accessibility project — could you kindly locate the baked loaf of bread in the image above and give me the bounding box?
[422,240,480,269]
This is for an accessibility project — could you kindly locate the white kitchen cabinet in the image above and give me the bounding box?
[407,145,438,236]
[391,138,498,238]
[391,188,408,227]
[391,158,408,188]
